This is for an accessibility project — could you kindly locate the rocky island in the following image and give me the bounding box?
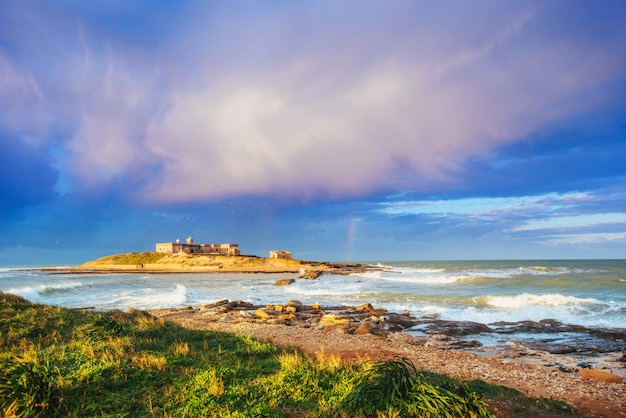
[64,251,369,278]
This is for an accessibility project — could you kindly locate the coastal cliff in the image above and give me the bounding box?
[74,251,367,276]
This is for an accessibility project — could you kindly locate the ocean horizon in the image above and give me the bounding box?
[2,258,624,329]
[2,257,625,367]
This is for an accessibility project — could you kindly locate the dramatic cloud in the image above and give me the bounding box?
[2,2,625,203]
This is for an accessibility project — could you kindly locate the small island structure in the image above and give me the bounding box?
[156,236,240,256]
[269,250,292,260]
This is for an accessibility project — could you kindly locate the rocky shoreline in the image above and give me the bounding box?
[152,299,625,378]
[150,299,625,416]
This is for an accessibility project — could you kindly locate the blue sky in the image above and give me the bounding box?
[1,1,625,264]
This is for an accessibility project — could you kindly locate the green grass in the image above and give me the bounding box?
[0,292,584,417]
[89,252,167,265]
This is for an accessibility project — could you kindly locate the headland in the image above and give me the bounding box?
[52,251,369,277]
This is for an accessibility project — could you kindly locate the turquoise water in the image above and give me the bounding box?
[1,259,625,329]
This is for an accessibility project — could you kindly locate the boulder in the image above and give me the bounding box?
[321,319,351,332]
[286,300,303,311]
[354,322,378,335]
[299,270,322,280]
[254,309,271,320]
[355,303,374,311]
[228,300,254,309]
[320,314,336,323]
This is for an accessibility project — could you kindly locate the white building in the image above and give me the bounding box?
[269,250,292,260]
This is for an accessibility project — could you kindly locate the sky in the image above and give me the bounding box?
[1,1,625,264]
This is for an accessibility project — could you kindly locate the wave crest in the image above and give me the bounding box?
[486,293,600,309]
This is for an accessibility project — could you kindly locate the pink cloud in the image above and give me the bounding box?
[2,2,625,202]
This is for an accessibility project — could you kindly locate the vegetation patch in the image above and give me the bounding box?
[0,292,583,417]
[87,252,167,265]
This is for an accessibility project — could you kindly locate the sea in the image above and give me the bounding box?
[2,259,625,363]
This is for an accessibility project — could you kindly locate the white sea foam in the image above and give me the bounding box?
[375,274,459,285]
[5,281,85,301]
[372,262,394,269]
[113,284,187,310]
[354,269,462,285]
[486,293,599,309]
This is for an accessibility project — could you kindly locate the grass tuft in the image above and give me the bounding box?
[345,357,494,417]
[0,355,66,416]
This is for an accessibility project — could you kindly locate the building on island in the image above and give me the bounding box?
[269,250,292,260]
[156,237,240,256]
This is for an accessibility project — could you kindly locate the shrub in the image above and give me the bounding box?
[0,355,66,417]
[83,316,125,342]
[344,357,493,418]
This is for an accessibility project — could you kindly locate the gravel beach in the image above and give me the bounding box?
[150,304,626,418]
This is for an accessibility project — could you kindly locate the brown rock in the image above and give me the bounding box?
[355,303,374,311]
[200,299,229,310]
[254,309,271,320]
[275,279,295,286]
[286,300,302,311]
[354,322,377,335]
[321,319,351,332]
[578,368,624,383]
[299,270,322,280]
[320,314,336,323]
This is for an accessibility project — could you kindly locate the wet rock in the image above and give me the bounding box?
[275,278,295,286]
[354,322,378,335]
[424,333,482,350]
[299,270,322,280]
[385,315,419,330]
[201,299,230,310]
[416,320,492,336]
[539,318,561,327]
[228,300,254,309]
